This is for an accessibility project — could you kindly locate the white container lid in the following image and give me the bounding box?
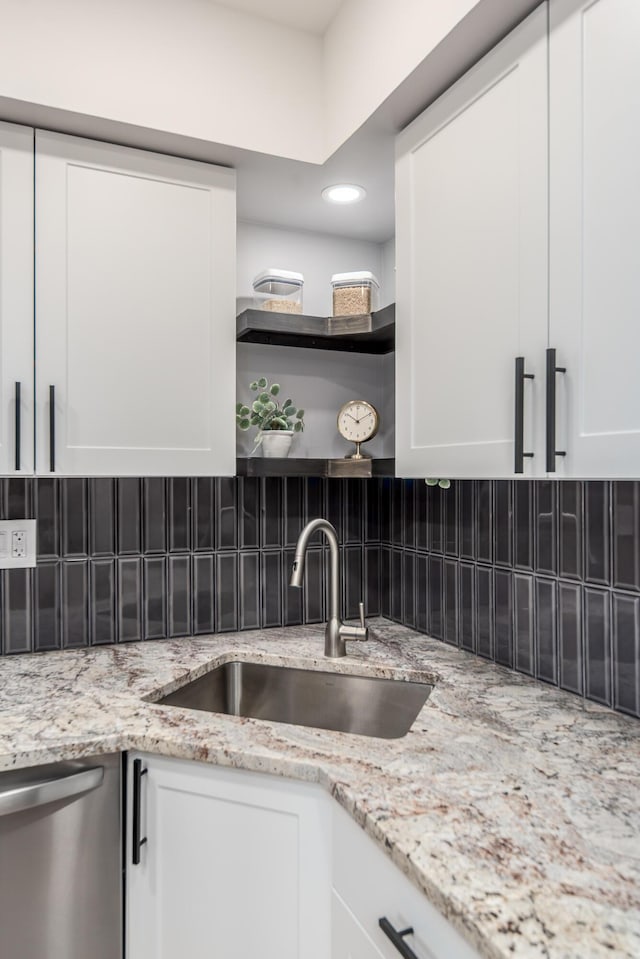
[253,268,304,290]
[330,270,379,287]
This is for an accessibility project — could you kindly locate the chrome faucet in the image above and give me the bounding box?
[290,518,369,658]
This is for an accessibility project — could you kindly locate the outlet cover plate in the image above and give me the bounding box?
[0,520,36,568]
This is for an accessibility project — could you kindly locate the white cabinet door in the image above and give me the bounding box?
[395,6,548,478]
[35,132,235,476]
[332,803,481,959]
[0,121,34,475]
[549,0,640,477]
[127,753,331,959]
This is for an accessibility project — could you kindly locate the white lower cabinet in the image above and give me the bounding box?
[127,754,480,959]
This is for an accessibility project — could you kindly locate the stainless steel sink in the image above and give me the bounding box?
[157,661,432,739]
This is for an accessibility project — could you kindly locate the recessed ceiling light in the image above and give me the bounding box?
[321,183,366,204]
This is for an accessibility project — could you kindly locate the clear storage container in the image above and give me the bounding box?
[253,269,304,314]
[331,271,379,316]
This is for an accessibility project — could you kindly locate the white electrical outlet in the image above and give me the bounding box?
[0,520,36,568]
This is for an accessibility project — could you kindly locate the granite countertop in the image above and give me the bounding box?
[0,619,638,959]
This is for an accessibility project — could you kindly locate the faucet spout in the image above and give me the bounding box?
[290,518,368,658]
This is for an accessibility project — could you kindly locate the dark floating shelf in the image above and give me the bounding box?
[236,303,395,354]
[236,457,395,478]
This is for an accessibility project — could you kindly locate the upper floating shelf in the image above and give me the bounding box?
[236,303,395,354]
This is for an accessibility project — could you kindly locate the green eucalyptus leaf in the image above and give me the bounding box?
[283,398,292,408]
[270,384,280,396]
[238,417,251,430]
[296,409,305,419]
[250,381,258,391]
[258,377,268,389]
[294,421,303,433]
[240,405,250,416]
[258,391,270,404]
[252,400,264,413]
[425,478,439,486]
[236,402,243,414]
[438,479,451,489]
[265,401,276,412]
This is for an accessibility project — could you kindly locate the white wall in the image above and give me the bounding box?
[237,220,385,316]
[0,0,324,163]
[380,237,396,307]
[323,0,480,154]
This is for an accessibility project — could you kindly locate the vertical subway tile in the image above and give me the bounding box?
[326,479,344,543]
[217,477,238,550]
[193,477,216,551]
[35,562,61,651]
[380,546,391,619]
[391,548,403,622]
[117,478,142,555]
[476,566,494,659]
[344,479,364,545]
[216,552,238,632]
[416,554,428,633]
[402,481,415,549]
[261,551,282,628]
[514,573,534,675]
[535,481,557,576]
[62,561,89,648]
[365,544,380,618]
[90,479,116,556]
[303,548,325,624]
[283,549,303,626]
[61,479,88,558]
[305,477,325,524]
[428,485,443,553]
[239,477,260,549]
[36,478,59,560]
[380,478,392,544]
[459,563,476,653]
[193,554,215,635]
[584,587,612,706]
[239,552,260,630]
[559,481,583,580]
[494,481,512,567]
[5,477,33,519]
[118,557,143,642]
[403,551,416,629]
[260,478,282,549]
[612,593,640,716]
[169,478,191,552]
[284,477,305,547]
[415,480,428,552]
[444,559,459,646]
[459,481,475,560]
[536,578,557,685]
[90,559,116,646]
[476,481,493,564]
[443,483,458,556]
[390,480,403,547]
[613,482,640,591]
[365,479,381,543]
[169,555,191,636]
[428,555,443,639]
[3,569,32,653]
[344,545,363,620]
[585,482,610,585]
[514,482,533,570]
[143,478,167,553]
[494,569,513,666]
[559,583,583,696]
[144,556,167,639]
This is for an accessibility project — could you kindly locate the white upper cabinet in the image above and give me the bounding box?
[395,6,549,479]
[549,0,640,477]
[35,132,236,476]
[0,121,34,476]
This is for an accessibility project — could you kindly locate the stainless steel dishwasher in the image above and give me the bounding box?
[0,753,122,959]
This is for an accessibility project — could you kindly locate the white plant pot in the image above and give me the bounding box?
[259,430,294,458]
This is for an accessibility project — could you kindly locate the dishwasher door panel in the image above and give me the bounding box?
[0,753,122,959]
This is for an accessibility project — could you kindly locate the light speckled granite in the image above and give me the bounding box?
[0,620,638,959]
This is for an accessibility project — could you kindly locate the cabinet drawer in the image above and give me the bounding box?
[332,803,480,959]
[332,890,387,959]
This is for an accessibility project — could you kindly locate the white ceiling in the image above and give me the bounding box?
[214,0,344,35]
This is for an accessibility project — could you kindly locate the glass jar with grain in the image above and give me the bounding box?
[253,269,304,314]
[331,271,379,316]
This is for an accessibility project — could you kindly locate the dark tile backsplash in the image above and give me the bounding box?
[0,476,638,721]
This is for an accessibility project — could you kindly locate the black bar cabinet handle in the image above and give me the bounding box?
[14,382,21,472]
[514,357,535,473]
[49,385,55,473]
[379,918,419,959]
[132,758,148,865]
[545,348,567,472]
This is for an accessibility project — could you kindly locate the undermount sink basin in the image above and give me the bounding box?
[157,661,433,739]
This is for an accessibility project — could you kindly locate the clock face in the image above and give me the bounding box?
[337,400,379,444]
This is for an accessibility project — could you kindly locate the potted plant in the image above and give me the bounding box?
[236,377,305,458]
